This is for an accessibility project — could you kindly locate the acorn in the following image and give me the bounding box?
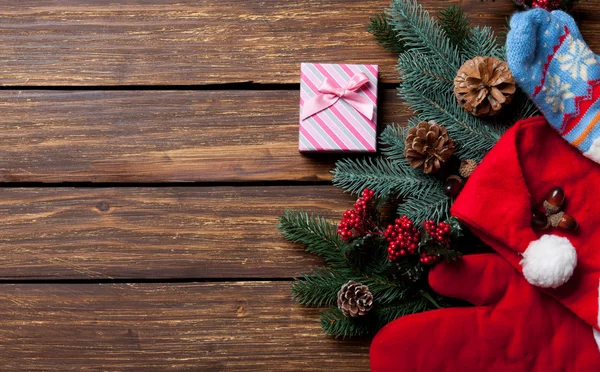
[558,213,578,231]
[443,175,464,198]
[531,209,550,229]
[548,211,578,231]
[543,187,565,215]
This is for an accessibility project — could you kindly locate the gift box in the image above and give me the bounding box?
[299,63,378,152]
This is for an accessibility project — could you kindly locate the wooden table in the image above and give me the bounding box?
[1,1,599,370]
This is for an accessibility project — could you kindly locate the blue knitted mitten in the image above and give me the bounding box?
[507,9,600,162]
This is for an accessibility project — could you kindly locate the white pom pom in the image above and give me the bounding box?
[520,234,577,288]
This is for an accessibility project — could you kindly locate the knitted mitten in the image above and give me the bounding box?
[507,9,600,162]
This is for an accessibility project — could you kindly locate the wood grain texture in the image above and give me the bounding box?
[0,282,370,371]
[0,186,355,280]
[0,0,550,86]
[0,89,406,183]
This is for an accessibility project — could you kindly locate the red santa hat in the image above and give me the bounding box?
[452,116,600,332]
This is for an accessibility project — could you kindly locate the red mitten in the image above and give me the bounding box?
[451,117,600,331]
[370,254,600,371]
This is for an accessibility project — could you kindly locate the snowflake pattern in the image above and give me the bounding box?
[556,35,596,81]
[543,74,575,113]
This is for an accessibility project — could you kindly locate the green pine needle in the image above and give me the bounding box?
[321,307,374,338]
[388,0,461,73]
[437,5,470,52]
[367,13,406,54]
[320,294,442,338]
[279,0,542,339]
[397,190,453,226]
[332,156,444,199]
[278,210,349,269]
[464,25,505,60]
[373,296,434,325]
[292,268,349,307]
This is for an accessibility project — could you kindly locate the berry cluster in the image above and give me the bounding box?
[531,0,561,11]
[337,189,376,241]
[384,216,421,262]
[420,220,452,265]
[423,220,451,245]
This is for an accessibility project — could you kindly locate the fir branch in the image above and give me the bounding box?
[379,124,410,164]
[278,210,349,269]
[396,50,454,89]
[397,53,504,161]
[320,294,444,338]
[354,273,409,305]
[292,268,349,307]
[321,307,374,338]
[367,13,405,54]
[388,0,461,73]
[397,189,453,225]
[345,234,390,275]
[374,297,434,326]
[423,244,463,261]
[437,5,471,52]
[332,156,443,199]
[463,25,505,60]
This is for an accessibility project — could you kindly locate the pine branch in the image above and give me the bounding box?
[463,26,505,60]
[379,124,409,164]
[437,5,470,52]
[397,189,453,225]
[354,273,410,305]
[345,234,390,275]
[388,0,461,74]
[278,210,349,269]
[367,13,406,54]
[423,244,463,261]
[332,156,443,199]
[320,294,444,338]
[374,297,433,326]
[292,268,350,307]
[397,52,503,161]
[320,307,374,338]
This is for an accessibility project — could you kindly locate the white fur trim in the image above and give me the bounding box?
[583,136,600,163]
[520,234,577,288]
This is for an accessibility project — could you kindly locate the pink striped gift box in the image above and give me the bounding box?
[299,63,378,152]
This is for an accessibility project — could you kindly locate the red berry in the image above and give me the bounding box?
[386,216,422,262]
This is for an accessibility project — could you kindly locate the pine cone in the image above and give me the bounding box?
[458,159,478,178]
[454,56,516,116]
[404,121,455,174]
[337,280,373,317]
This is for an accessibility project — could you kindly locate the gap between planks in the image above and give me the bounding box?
[1,0,584,85]
[0,281,371,371]
[0,185,355,280]
[0,89,407,183]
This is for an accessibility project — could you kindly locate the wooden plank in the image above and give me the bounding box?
[0,282,370,371]
[0,89,406,183]
[0,186,356,280]
[0,0,531,86]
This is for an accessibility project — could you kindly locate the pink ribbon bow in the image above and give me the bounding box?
[300,72,374,121]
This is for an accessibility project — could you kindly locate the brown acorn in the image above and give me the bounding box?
[558,213,578,231]
[543,187,565,215]
[548,211,578,231]
[531,209,550,229]
[443,175,464,198]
